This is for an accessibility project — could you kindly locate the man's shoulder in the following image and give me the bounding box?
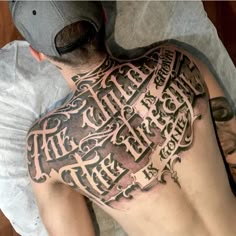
[26,116,50,183]
[132,43,202,68]
[26,110,68,184]
[115,43,202,75]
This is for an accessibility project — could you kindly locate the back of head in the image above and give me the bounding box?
[48,19,105,67]
[9,0,105,66]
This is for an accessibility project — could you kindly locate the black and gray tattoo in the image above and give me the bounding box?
[27,46,206,208]
[211,97,236,182]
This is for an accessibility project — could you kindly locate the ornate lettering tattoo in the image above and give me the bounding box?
[27,46,206,207]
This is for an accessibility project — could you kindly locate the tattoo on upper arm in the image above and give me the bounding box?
[211,97,234,122]
[210,97,236,181]
[27,47,207,207]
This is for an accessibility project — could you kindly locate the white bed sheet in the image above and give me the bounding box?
[0,1,235,235]
[104,1,236,107]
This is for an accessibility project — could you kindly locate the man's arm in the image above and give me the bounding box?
[210,97,236,183]
[192,50,236,186]
[25,112,97,235]
[30,179,95,236]
[26,126,95,236]
[168,43,236,187]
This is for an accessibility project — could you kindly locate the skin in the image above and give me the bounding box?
[210,97,236,182]
[27,45,236,236]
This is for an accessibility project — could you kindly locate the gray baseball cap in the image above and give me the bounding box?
[9,1,103,57]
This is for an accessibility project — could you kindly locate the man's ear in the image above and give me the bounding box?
[29,46,47,62]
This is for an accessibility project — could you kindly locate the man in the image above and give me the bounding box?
[9,1,236,236]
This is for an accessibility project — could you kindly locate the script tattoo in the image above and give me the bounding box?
[27,46,206,207]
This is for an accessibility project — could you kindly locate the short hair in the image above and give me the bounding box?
[48,20,105,67]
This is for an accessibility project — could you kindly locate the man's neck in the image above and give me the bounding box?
[59,52,108,92]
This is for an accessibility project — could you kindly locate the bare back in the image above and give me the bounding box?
[27,45,236,236]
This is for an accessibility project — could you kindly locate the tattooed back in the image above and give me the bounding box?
[27,45,236,236]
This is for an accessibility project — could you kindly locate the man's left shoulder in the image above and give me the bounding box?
[144,43,197,62]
